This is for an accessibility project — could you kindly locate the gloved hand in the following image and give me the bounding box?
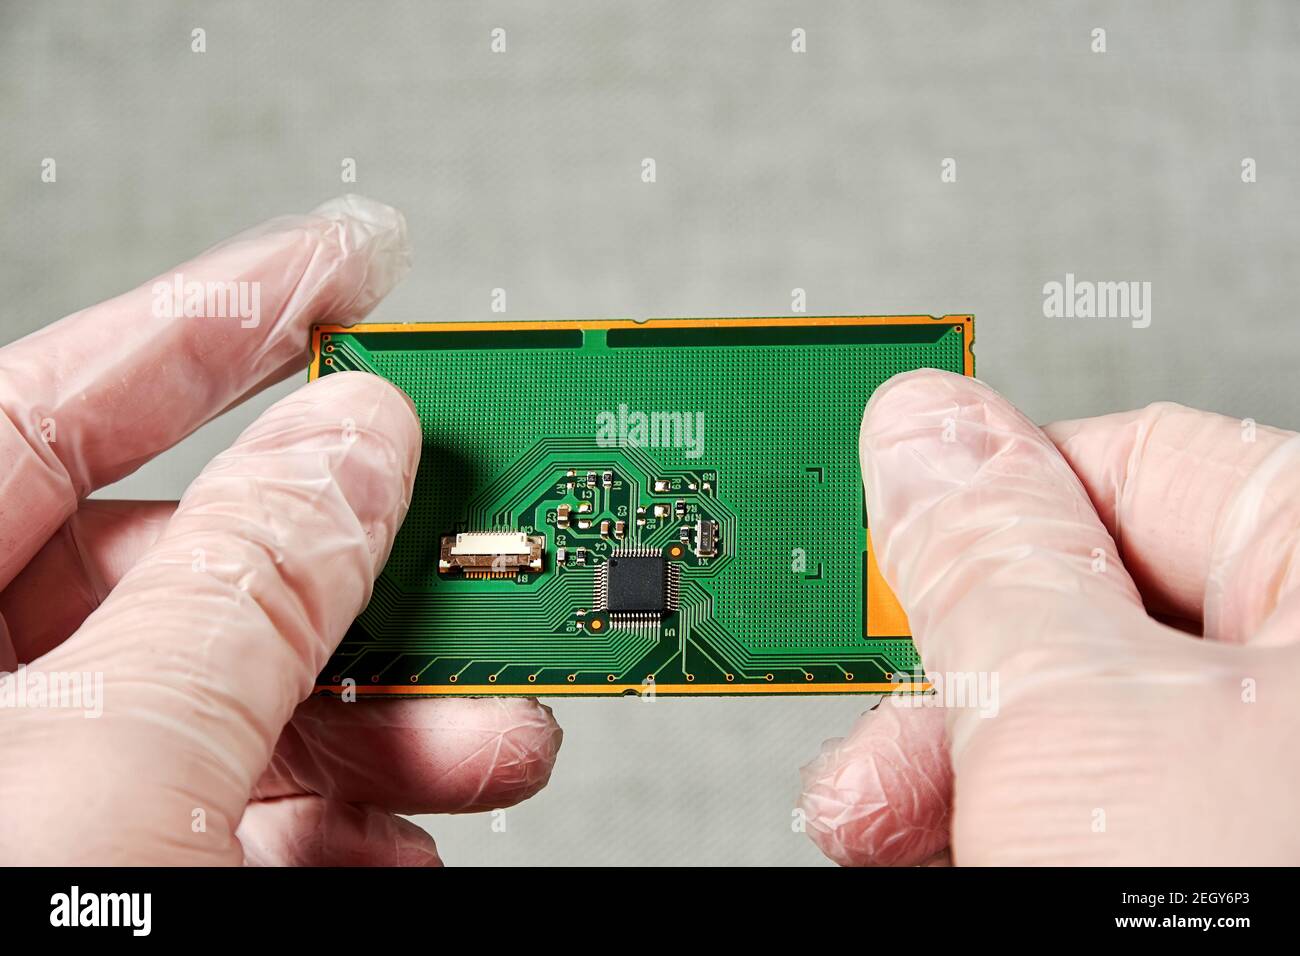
[799,369,1300,865]
[0,196,561,865]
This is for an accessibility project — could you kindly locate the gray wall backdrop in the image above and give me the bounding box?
[2,1,1297,865]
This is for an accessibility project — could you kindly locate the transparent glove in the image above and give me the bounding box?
[0,197,562,865]
[800,369,1300,865]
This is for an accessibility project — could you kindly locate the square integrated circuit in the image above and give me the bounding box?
[605,555,666,614]
[596,550,679,625]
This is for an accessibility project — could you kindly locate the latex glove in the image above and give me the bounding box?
[0,197,561,865]
[799,369,1300,865]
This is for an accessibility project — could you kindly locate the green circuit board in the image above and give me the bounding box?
[310,315,973,697]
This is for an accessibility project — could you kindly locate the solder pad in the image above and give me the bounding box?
[309,315,973,696]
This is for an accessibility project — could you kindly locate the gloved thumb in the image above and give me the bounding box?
[0,372,420,864]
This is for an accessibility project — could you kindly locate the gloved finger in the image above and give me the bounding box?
[237,796,442,867]
[254,697,563,814]
[0,372,420,864]
[862,369,1150,688]
[800,382,1300,868]
[0,194,410,595]
[806,382,1292,868]
[1045,406,1300,645]
[799,697,951,866]
[807,370,1150,869]
[0,500,176,662]
[0,501,565,815]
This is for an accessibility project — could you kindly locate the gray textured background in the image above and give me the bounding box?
[2,2,1297,865]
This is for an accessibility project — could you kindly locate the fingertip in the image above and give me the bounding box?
[267,696,563,815]
[435,697,564,813]
[861,371,984,509]
[860,371,1008,570]
[238,796,442,867]
[307,195,412,323]
[277,372,422,574]
[381,696,565,815]
[862,368,1000,438]
[301,371,422,463]
[858,369,1090,608]
[219,195,411,328]
[799,700,951,867]
[863,367,969,420]
[861,369,1035,462]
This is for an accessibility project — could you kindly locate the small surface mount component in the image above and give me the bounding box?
[694,518,719,558]
[438,532,544,577]
[310,315,973,696]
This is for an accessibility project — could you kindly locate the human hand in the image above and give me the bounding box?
[799,369,1300,865]
[0,196,561,865]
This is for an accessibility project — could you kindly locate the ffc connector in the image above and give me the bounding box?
[438,532,545,576]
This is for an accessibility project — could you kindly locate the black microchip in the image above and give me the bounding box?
[605,556,667,614]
